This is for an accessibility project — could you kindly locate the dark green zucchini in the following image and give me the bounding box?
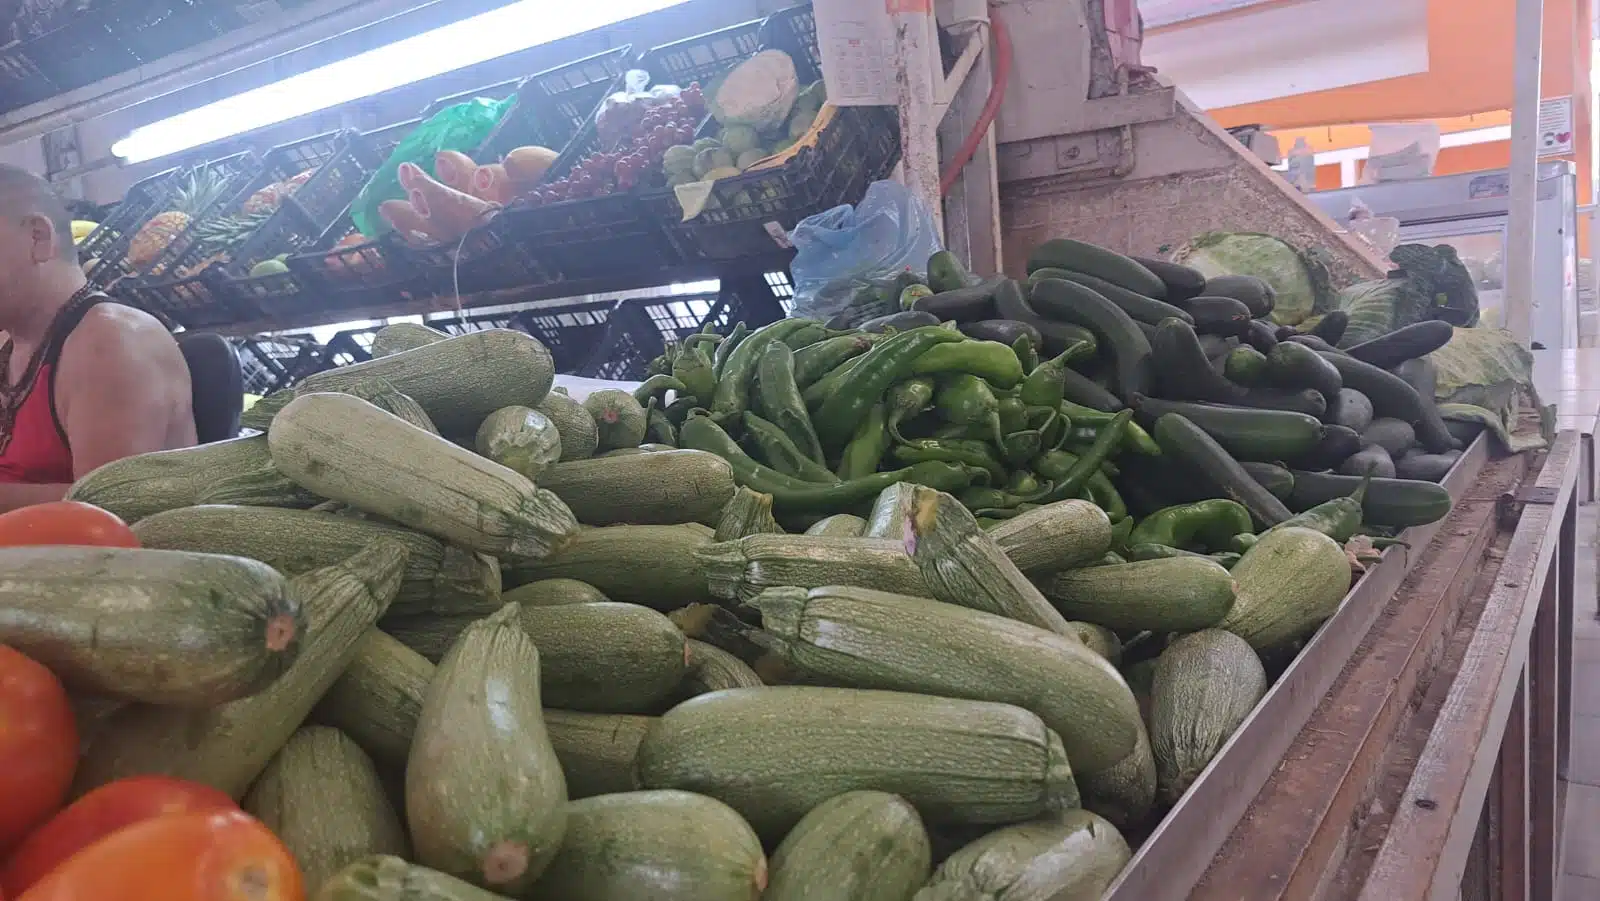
[1266,342,1342,399]
[1234,388,1327,418]
[1287,471,1453,527]
[1343,320,1454,364]
[1027,237,1168,298]
[1390,357,1461,454]
[1395,448,1463,481]
[1316,352,1454,453]
[993,278,1100,356]
[910,274,1007,321]
[1285,334,1340,353]
[1030,277,1153,400]
[1239,461,1294,500]
[1243,319,1279,354]
[1223,346,1269,385]
[1362,418,1416,456]
[1149,318,1247,405]
[1032,269,1193,326]
[1329,388,1374,433]
[1132,256,1207,301]
[1201,275,1274,318]
[1338,444,1395,478]
[1308,311,1349,345]
[1290,425,1362,471]
[1153,413,1293,527]
[1131,396,1323,463]
[957,319,1042,346]
[1197,334,1234,362]
[1061,367,1125,412]
[1186,297,1253,337]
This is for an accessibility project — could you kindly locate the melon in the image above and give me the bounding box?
[708,50,799,132]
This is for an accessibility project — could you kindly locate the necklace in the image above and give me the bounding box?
[0,284,104,455]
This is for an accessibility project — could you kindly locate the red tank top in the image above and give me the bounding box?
[0,290,106,485]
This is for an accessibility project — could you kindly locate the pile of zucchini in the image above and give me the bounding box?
[6,258,1475,900]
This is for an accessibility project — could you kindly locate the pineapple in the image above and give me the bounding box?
[127,167,230,271]
[175,208,274,276]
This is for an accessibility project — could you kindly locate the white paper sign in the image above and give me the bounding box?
[1538,96,1574,158]
[812,0,898,106]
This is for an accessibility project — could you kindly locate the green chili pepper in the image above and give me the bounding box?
[684,332,722,353]
[885,377,936,443]
[908,340,1026,389]
[1086,470,1126,521]
[1006,470,1040,494]
[1109,515,1135,552]
[891,438,1006,484]
[1061,401,1160,456]
[813,326,964,450]
[672,341,717,403]
[1001,429,1043,467]
[1046,409,1132,503]
[680,412,978,513]
[1013,334,1039,375]
[756,341,825,464]
[1230,533,1259,553]
[782,321,830,349]
[900,283,935,309]
[741,412,839,484]
[713,321,749,378]
[794,334,878,388]
[1019,343,1091,408]
[645,403,677,446]
[1036,449,1080,483]
[634,374,687,407]
[835,402,891,480]
[996,394,1029,435]
[976,502,1042,521]
[1265,470,1371,542]
[934,374,1005,449]
[1128,499,1255,552]
[710,319,815,424]
[960,481,1053,511]
[803,355,866,410]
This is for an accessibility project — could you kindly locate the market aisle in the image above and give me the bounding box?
[1559,502,1600,899]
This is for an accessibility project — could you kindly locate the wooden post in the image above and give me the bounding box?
[1504,0,1545,344]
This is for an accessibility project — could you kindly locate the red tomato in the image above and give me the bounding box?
[2,777,239,897]
[0,647,77,852]
[17,811,302,901]
[0,502,138,549]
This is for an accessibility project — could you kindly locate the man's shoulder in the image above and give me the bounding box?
[68,301,180,353]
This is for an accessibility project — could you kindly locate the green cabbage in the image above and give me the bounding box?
[708,50,799,132]
[1431,327,1549,452]
[1173,232,1336,326]
[1336,244,1479,346]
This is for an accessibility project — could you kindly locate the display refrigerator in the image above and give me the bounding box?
[1309,160,1579,349]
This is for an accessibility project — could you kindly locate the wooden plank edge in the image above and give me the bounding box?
[1102,431,1492,901]
[1356,432,1580,901]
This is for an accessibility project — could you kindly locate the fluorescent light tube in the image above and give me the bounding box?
[112,0,693,164]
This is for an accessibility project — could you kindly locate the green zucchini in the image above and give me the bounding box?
[755,585,1141,773]
[1150,630,1267,803]
[765,791,931,901]
[1287,470,1452,527]
[1395,448,1462,482]
[1342,319,1454,363]
[544,710,653,799]
[1029,277,1152,399]
[1293,424,1363,471]
[1201,274,1275,318]
[987,499,1113,573]
[804,513,867,537]
[1267,341,1343,399]
[714,486,785,540]
[863,481,918,541]
[915,810,1131,901]
[360,383,440,435]
[1132,396,1323,462]
[636,686,1079,840]
[1309,310,1350,345]
[684,639,764,693]
[502,578,608,607]
[1153,413,1294,526]
[244,329,555,435]
[0,546,300,708]
[1040,557,1237,633]
[1223,346,1269,385]
[384,602,687,713]
[1330,387,1374,432]
[993,278,1101,357]
[1027,237,1168,298]
[911,275,1005,321]
[1219,526,1351,649]
[1315,351,1430,427]
[1362,417,1417,456]
[537,391,601,462]
[66,434,319,524]
[269,392,579,561]
[1031,268,1193,326]
[132,505,501,619]
[699,534,927,605]
[318,856,509,901]
[406,604,567,894]
[1240,461,1294,500]
[529,790,766,901]
[1079,722,1157,831]
[1338,445,1395,478]
[1149,317,1251,405]
[1390,356,1462,454]
[245,725,409,891]
[313,630,432,772]
[1186,295,1254,337]
[506,523,715,610]
[538,449,736,527]
[370,322,451,358]
[73,540,410,798]
[1132,255,1207,300]
[1069,621,1122,664]
[474,405,562,479]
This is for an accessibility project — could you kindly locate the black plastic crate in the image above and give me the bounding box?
[109,0,243,65]
[406,224,554,298]
[579,300,669,381]
[237,336,316,395]
[22,18,137,93]
[130,151,261,279]
[646,104,901,261]
[758,4,822,81]
[286,228,429,314]
[0,44,54,114]
[516,299,617,373]
[489,189,678,283]
[79,165,188,287]
[473,46,633,164]
[116,268,263,330]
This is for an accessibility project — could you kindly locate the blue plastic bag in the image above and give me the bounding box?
[788,180,943,321]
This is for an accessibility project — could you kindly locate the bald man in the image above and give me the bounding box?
[0,165,194,509]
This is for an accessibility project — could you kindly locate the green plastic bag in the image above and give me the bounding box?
[350,95,514,237]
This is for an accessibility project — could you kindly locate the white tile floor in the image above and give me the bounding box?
[1560,504,1600,899]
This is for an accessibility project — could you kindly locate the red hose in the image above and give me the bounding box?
[939,3,1013,197]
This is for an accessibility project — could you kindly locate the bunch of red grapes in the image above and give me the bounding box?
[524,82,708,205]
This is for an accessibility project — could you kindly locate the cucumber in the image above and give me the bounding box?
[528,790,766,901]
[1148,318,1248,405]
[1308,310,1350,345]
[1329,388,1374,433]
[313,630,432,772]
[1362,417,1417,456]
[928,250,973,293]
[1395,448,1463,481]
[506,523,714,609]
[1390,356,1462,454]
[1131,396,1323,463]
[1201,274,1274,318]
[1287,471,1452,527]
[1153,413,1293,527]
[1061,367,1124,411]
[765,791,931,901]
[910,275,1006,321]
[754,585,1142,774]
[406,604,568,894]
[635,686,1079,840]
[245,725,409,890]
[1027,238,1168,298]
[1039,557,1237,633]
[1240,461,1294,499]
[1267,341,1342,399]
[957,319,1042,346]
[1286,334,1340,353]
[1243,318,1279,354]
[993,278,1100,357]
[1235,387,1327,418]
[1338,445,1395,478]
[1132,255,1207,301]
[1186,296,1253,336]
[1149,630,1267,804]
[1031,268,1193,326]
[1029,277,1153,399]
[544,710,654,799]
[1292,425,1363,471]
[1223,346,1269,385]
[1317,351,1440,437]
[1219,526,1351,649]
[1343,319,1454,363]
[917,810,1130,901]
[536,450,736,527]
